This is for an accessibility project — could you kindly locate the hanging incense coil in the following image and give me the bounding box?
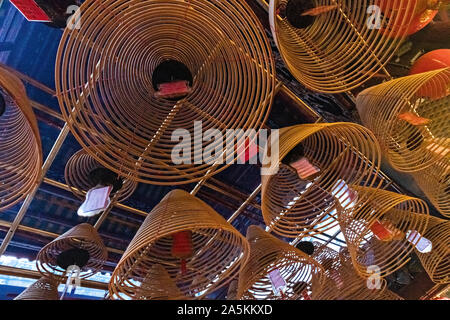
[376,289,404,300]
[338,186,429,279]
[313,264,398,300]
[132,264,185,300]
[310,244,359,299]
[356,68,450,173]
[226,279,239,300]
[261,123,382,238]
[0,66,42,211]
[55,0,275,185]
[310,244,392,300]
[65,147,137,203]
[412,214,449,284]
[310,241,345,273]
[14,277,59,300]
[109,189,249,299]
[411,158,450,217]
[236,226,324,300]
[36,223,108,281]
[268,0,421,93]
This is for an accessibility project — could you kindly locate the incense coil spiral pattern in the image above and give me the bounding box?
[310,244,392,300]
[356,68,450,173]
[237,226,324,300]
[338,186,429,279]
[313,263,391,300]
[55,0,275,185]
[14,277,59,300]
[36,223,108,281]
[411,157,450,217]
[413,214,450,284]
[261,123,382,238]
[269,0,417,93]
[309,242,359,299]
[65,147,137,203]
[109,189,249,299]
[376,289,404,300]
[226,279,239,300]
[132,264,185,300]
[0,66,42,211]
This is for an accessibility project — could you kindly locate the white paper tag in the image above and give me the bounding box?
[269,269,286,296]
[406,230,432,253]
[77,186,112,217]
[66,265,81,294]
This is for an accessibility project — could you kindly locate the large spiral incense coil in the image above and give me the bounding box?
[356,68,450,173]
[36,223,108,281]
[376,289,404,300]
[237,226,324,300]
[338,186,429,279]
[309,242,366,299]
[226,279,239,300]
[14,277,59,300]
[310,241,345,273]
[65,147,138,203]
[261,123,382,238]
[0,66,42,211]
[310,244,393,300]
[55,0,275,185]
[411,157,450,217]
[312,263,391,300]
[412,214,449,284]
[109,189,249,299]
[268,0,422,93]
[132,264,185,300]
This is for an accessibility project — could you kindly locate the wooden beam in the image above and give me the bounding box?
[0,265,108,291]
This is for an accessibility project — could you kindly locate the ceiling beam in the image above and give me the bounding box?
[0,265,108,291]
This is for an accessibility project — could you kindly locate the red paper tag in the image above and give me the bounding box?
[10,0,51,22]
[236,137,259,163]
[370,220,392,241]
[290,157,320,180]
[398,112,430,126]
[155,81,191,99]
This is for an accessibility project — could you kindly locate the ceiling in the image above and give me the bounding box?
[0,0,447,299]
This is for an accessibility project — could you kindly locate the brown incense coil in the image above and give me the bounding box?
[356,68,450,173]
[109,189,249,299]
[14,277,59,300]
[312,264,390,300]
[261,123,382,238]
[237,226,324,300]
[310,244,390,300]
[411,158,450,217]
[226,279,239,300]
[0,66,42,211]
[309,242,347,299]
[132,264,185,300]
[36,223,108,281]
[376,289,404,300]
[269,0,418,93]
[338,186,429,279]
[338,246,353,265]
[413,214,450,284]
[55,0,275,185]
[310,241,343,273]
[65,147,137,202]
